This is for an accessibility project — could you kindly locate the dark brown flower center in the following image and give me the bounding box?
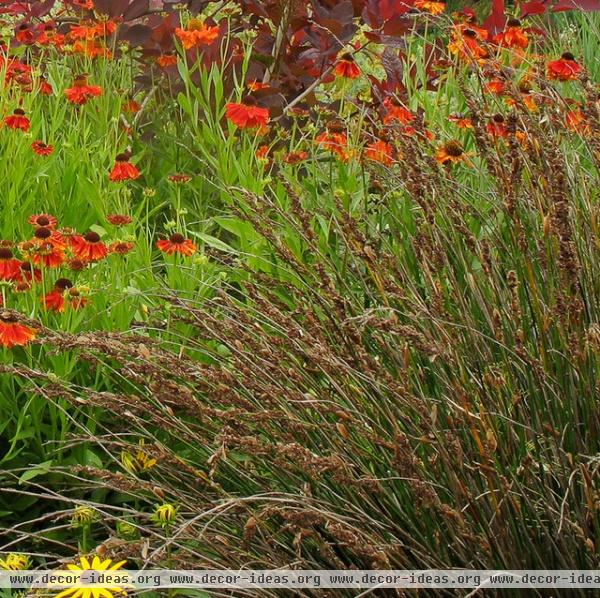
[169,233,185,244]
[444,141,463,157]
[561,52,575,61]
[0,248,13,259]
[34,227,52,239]
[492,114,505,123]
[36,215,50,226]
[84,231,101,243]
[55,278,73,290]
[13,108,25,116]
[115,153,130,162]
[507,18,521,27]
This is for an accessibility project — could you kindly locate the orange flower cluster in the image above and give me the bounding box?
[175,20,220,49]
[0,213,138,347]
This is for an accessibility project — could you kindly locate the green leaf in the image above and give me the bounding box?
[189,232,236,254]
[19,460,53,484]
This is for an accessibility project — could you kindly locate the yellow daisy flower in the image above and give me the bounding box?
[53,555,127,598]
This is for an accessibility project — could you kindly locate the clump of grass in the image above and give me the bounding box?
[2,73,597,578]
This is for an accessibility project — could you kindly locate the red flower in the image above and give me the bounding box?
[0,247,21,281]
[156,54,177,67]
[4,109,30,131]
[31,141,54,156]
[485,78,506,95]
[107,214,132,226]
[334,54,360,79]
[168,173,192,184]
[18,261,42,283]
[225,101,270,129]
[123,99,140,114]
[156,233,196,256]
[15,23,35,45]
[109,241,135,255]
[0,312,36,349]
[42,278,74,312]
[70,231,108,262]
[109,154,141,182]
[39,78,54,95]
[28,213,58,228]
[547,53,582,81]
[493,19,529,49]
[65,75,103,105]
[487,114,509,138]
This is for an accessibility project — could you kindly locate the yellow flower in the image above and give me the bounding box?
[71,506,100,528]
[0,553,30,570]
[121,439,157,474]
[151,503,177,527]
[53,555,128,598]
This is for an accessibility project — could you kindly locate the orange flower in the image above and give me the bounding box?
[448,113,473,129]
[364,140,394,165]
[383,98,414,125]
[175,20,220,49]
[109,154,141,182]
[448,26,489,62]
[107,214,132,226]
[225,101,270,129]
[485,78,506,95]
[494,19,529,49]
[414,0,445,14]
[316,132,350,161]
[156,54,177,67]
[157,233,197,256]
[29,214,57,228]
[0,313,36,349]
[256,145,270,161]
[0,247,21,281]
[436,140,470,165]
[65,75,102,105]
[31,141,54,156]
[247,80,270,91]
[565,110,591,136]
[283,150,309,164]
[334,54,360,79]
[123,99,141,114]
[547,53,582,81]
[70,231,109,262]
[31,226,66,249]
[4,109,30,131]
